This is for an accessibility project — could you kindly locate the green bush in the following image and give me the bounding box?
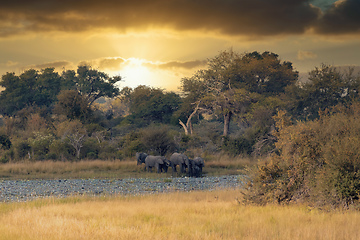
[0,134,11,150]
[0,149,14,163]
[48,139,75,160]
[81,138,100,159]
[140,125,176,156]
[221,136,253,156]
[15,141,32,160]
[29,132,54,160]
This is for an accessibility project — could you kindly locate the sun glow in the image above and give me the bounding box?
[120,58,153,88]
[114,58,181,91]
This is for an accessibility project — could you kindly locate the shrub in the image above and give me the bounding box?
[0,134,11,150]
[15,141,32,160]
[140,125,176,156]
[244,103,360,208]
[28,132,54,160]
[221,136,253,156]
[81,138,100,159]
[48,139,75,161]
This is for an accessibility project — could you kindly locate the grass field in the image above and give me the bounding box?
[1,190,360,240]
[0,155,253,180]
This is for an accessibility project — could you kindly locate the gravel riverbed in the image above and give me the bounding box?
[0,175,244,202]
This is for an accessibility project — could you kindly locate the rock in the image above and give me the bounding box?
[0,175,244,202]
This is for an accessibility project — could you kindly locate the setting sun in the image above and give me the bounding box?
[111,58,184,91]
[121,58,152,87]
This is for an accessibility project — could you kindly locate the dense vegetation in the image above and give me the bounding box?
[1,50,360,207]
[243,104,360,208]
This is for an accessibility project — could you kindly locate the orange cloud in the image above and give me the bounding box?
[146,60,207,70]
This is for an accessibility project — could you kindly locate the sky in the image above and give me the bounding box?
[0,0,360,91]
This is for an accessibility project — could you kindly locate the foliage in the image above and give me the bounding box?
[244,103,360,208]
[123,85,181,126]
[181,49,297,136]
[0,134,11,150]
[57,120,87,159]
[54,90,92,123]
[0,68,61,116]
[140,125,177,156]
[221,136,253,156]
[15,141,32,160]
[48,140,75,161]
[0,66,121,117]
[71,65,122,107]
[286,64,360,120]
[28,132,55,160]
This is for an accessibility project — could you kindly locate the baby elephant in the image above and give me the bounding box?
[190,157,205,177]
[145,155,170,173]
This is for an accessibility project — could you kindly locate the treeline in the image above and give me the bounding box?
[0,50,359,168]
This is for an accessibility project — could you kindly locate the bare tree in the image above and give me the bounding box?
[57,120,87,159]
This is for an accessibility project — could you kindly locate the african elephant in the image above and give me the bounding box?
[191,157,205,177]
[145,155,170,173]
[136,152,148,165]
[169,153,190,174]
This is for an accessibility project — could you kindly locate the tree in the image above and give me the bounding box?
[124,85,181,126]
[235,51,298,95]
[286,65,360,120]
[62,65,122,107]
[181,50,297,136]
[54,90,92,123]
[178,101,201,135]
[0,68,62,116]
[57,120,87,159]
[34,68,61,107]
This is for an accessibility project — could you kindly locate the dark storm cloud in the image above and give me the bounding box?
[315,0,360,35]
[0,0,358,37]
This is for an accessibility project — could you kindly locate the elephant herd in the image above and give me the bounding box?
[136,152,205,177]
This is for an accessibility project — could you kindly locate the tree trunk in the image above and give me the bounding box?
[178,101,201,135]
[179,119,189,135]
[76,148,81,159]
[223,111,232,136]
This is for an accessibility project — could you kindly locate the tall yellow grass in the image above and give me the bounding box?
[1,190,359,240]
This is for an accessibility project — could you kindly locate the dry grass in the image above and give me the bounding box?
[205,154,255,176]
[0,160,145,179]
[1,190,360,240]
[0,156,255,179]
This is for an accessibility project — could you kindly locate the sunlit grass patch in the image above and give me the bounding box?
[1,190,360,240]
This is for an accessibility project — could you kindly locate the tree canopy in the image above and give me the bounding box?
[0,65,122,117]
[181,50,298,136]
[122,85,181,126]
[286,65,360,120]
[0,68,61,116]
